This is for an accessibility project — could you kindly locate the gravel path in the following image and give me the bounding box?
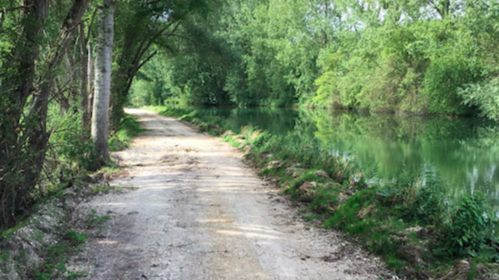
[64,108,390,280]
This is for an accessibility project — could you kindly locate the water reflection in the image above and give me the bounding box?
[199,107,299,135]
[197,107,499,204]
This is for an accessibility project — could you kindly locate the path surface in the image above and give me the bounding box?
[65,108,389,280]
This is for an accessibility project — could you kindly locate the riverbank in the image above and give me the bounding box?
[152,105,499,280]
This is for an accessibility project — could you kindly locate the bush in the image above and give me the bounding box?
[404,172,447,225]
[438,193,498,259]
[108,115,145,152]
[48,110,100,172]
[459,77,499,121]
[423,55,482,114]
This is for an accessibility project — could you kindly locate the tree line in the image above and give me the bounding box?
[1,0,498,230]
[133,0,499,119]
[0,0,206,229]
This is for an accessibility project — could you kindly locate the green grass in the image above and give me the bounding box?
[85,209,112,229]
[0,252,10,263]
[30,229,88,280]
[90,184,115,195]
[0,220,29,239]
[109,114,145,151]
[100,166,121,174]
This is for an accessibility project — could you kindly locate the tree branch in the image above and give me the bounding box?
[137,20,182,67]
[168,33,196,45]
[120,17,184,94]
[85,7,98,43]
[426,0,444,18]
[3,5,34,12]
[124,50,158,95]
[136,50,157,72]
[131,17,182,71]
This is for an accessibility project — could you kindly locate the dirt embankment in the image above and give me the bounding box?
[63,108,392,280]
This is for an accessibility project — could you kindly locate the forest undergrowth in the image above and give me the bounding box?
[0,113,143,279]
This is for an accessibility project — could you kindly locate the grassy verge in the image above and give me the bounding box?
[26,207,113,280]
[29,229,88,280]
[109,114,145,152]
[153,105,499,279]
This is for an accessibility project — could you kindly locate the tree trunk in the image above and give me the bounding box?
[0,8,5,32]
[23,0,91,195]
[88,42,94,122]
[91,0,114,160]
[0,0,49,229]
[80,24,90,129]
[0,0,90,229]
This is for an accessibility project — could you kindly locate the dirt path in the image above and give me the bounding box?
[65,108,390,280]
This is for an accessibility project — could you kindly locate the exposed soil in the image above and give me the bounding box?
[63,108,392,280]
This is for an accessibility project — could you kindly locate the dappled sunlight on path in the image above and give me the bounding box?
[62,108,389,280]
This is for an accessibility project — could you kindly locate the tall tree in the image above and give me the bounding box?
[80,8,97,130]
[0,0,90,228]
[91,0,114,159]
[24,0,91,187]
[0,0,50,228]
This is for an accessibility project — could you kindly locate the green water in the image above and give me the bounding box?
[198,107,499,203]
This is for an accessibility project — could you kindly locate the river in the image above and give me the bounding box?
[194,107,499,206]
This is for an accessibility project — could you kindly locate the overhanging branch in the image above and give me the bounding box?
[3,5,34,12]
[136,50,157,72]
[124,50,158,95]
[131,16,184,70]
[121,17,184,94]
[168,33,196,45]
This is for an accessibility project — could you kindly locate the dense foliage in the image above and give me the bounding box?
[2,1,499,276]
[0,0,205,230]
[132,0,499,119]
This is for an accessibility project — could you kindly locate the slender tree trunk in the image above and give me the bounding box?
[0,0,89,229]
[80,7,98,131]
[91,0,114,159]
[80,24,90,129]
[23,0,91,192]
[88,42,94,121]
[0,0,49,229]
[0,8,5,32]
[322,0,328,47]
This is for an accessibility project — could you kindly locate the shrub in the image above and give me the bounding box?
[437,193,498,259]
[48,109,100,172]
[404,172,447,225]
[423,55,482,114]
[109,115,145,152]
[459,77,499,121]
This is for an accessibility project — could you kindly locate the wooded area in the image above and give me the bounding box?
[0,0,206,229]
[132,0,499,119]
[2,2,499,277]
[1,0,498,232]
